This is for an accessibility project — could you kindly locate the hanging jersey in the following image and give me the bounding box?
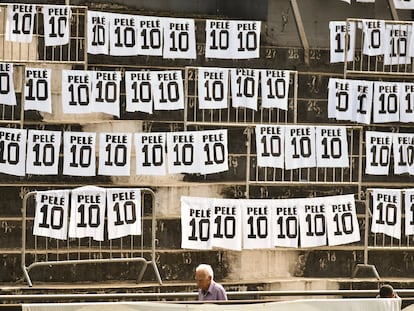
[91,71,121,117]
[297,197,327,247]
[404,189,414,236]
[151,70,184,110]
[394,0,414,9]
[134,132,167,176]
[181,196,212,250]
[62,131,96,176]
[162,17,196,59]
[351,79,373,124]
[125,71,153,114]
[372,81,400,123]
[325,194,360,246]
[284,125,316,170]
[33,190,70,240]
[87,11,110,55]
[6,4,35,43]
[255,125,285,168]
[106,188,141,240]
[260,70,290,110]
[61,70,93,114]
[69,186,106,241]
[329,21,355,63]
[0,63,16,106]
[370,188,401,240]
[315,126,349,168]
[270,199,299,248]
[365,131,392,175]
[98,132,132,176]
[230,68,259,110]
[211,198,242,251]
[384,23,412,65]
[24,67,52,113]
[399,82,414,123]
[328,78,353,121]
[136,15,163,56]
[166,131,202,174]
[199,129,229,175]
[42,5,71,46]
[26,129,61,175]
[242,199,272,249]
[109,13,138,56]
[0,127,27,176]
[361,19,385,56]
[197,67,229,110]
[392,133,414,175]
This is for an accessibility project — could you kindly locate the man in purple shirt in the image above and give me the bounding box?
[195,264,228,301]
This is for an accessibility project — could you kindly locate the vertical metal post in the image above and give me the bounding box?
[388,0,399,21]
[245,127,252,199]
[290,0,309,65]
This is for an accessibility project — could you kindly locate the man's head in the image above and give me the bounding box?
[195,264,214,292]
[379,284,396,298]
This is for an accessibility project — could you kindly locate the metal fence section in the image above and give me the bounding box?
[0,4,87,65]
[246,126,363,189]
[344,18,414,77]
[184,67,298,128]
[21,188,162,287]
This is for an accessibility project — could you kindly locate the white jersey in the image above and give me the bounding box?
[98,132,132,176]
[284,125,316,170]
[162,17,196,59]
[90,71,121,117]
[134,132,167,176]
[69,186,106,241]
[125,71,153,114]
[329,21,355,63]
[61,70,93,114]
[372,81,400,123]
[365,131,392,175]
[260,70,290,110]
[230,68,259,110]
[404,189,414,235]
[361,19,385,56]
[211,198,242,251]
[0,63,16,106]
[325,194,360,246]
[270,199,299,248]
[42,5,71,46]
[62,131,96,176]
[108,13,138,56]
[0,127,27,176]
[241,199,272,249]
[151,70,184,110]
[33,190,70,240]
[370,188,401,240]
[297,197,327,247]
[197,67,229,109]
[135,15,163,56]
[87,11,110,55]
[26,129,61,175]
[6,4,35,43]
[24,67,52,113]
[315,126,349,168]
[106,188,142,239]
[181,196,212,250]
[255,125,285,168]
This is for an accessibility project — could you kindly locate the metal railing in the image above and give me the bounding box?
[21,188,162,287]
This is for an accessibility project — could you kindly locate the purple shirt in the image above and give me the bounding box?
[198,280,228,301]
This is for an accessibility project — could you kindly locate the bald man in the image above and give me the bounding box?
[195,264,227,301]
